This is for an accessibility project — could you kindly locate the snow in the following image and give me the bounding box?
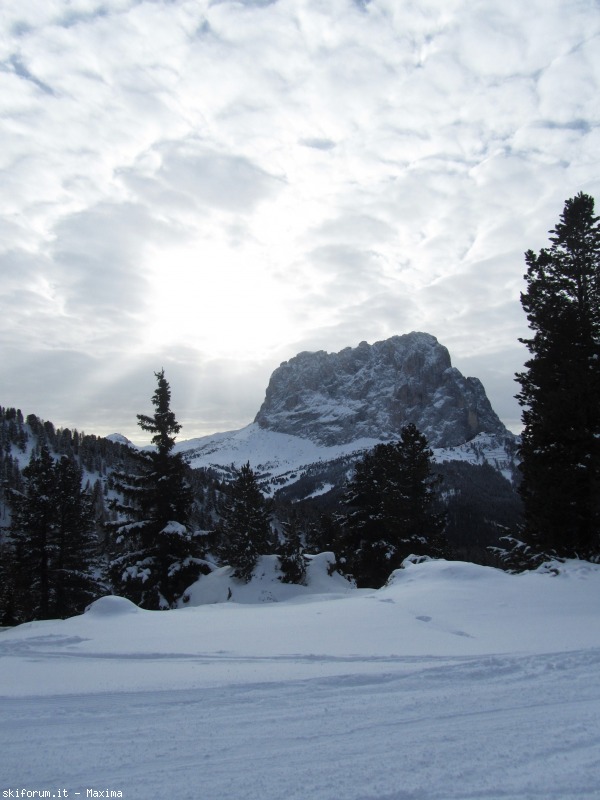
[161,521,187,535]
[105,433,134,447]
[2,558,600,799]
[179,553,354,607]
[176,421,381,471]
[176,422,516,494]
[84,595,142,617]
[306,482,334,498]
[432,432,517,481]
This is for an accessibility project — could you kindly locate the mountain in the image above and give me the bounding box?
[106,432,135,447]
[176,333,519,501]
[255,332,508,448]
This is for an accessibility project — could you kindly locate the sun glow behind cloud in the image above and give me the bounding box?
[0,0,599,440]
[143,237,297,360]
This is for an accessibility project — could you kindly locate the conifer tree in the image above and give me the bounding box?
[306,513,344,556]
[10,446,58,619]
[341,424,446,587]
[52,456,102,618]
[279,513,307,585]
[516,192,600,559]
[5,447,101,622]
[108,370,199,608]
[216,462,272,582]
[0,543,20,625]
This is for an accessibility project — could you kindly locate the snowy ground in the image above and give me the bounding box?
[2,557,600,800]
[175,423,516,493]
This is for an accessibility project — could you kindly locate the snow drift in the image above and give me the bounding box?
[2,559,600,799]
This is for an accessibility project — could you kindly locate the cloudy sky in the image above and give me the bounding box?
[1,0,599,444]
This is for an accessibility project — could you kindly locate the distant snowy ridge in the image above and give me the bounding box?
[176,423,517,496]
[175,332,518,495]
[175,422,382,486]
[105,432,135,447]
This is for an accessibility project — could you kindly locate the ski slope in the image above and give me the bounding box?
[2,558,600,800]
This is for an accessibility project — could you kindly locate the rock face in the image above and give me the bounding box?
[254,332,508,448]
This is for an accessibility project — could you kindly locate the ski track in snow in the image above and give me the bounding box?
[2,648,600,800]
[2,559,600,800]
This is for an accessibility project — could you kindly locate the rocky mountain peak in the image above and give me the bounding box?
[254,332,508,447]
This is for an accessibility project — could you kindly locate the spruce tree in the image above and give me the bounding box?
[0,542,20,625]
[108,370,198,608]
[9,446,58,619]
[216,462,272,582]
[52,456,102,618]
[5,447,101,622]
[342,424,446,587]
[516,192,600,559]
[279,513,307,585]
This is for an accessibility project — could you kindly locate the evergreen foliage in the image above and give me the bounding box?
[0,401,227,618]
[341,424,447,587]
[278,513,307,585]
[107,370,201,609]
[516,192,600,560]
[216,462,273,582]
[303,512,344,557]
[2,446,101,623]
[489,535,548,574]
[52,456,103,618]
[438,461,523,564]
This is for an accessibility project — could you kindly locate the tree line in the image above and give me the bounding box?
[0,374,449,620]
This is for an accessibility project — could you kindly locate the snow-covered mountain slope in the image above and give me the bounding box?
[255,332,508,447]
[2,558,600,799]
[105,432,135,446]
[176,422,518,494]
[175,332,518,494]
[175,422,381,487]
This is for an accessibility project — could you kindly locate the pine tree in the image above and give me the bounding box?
[516,192,600,559]
[216,462,272,582]
[341,424,446,587]
[52,456,102,618]
[0,542,25,626]
[108,370,199,608]
[90,478,108,549]
[9,446,57,619]
[279,513,307,585]
[306,513,343,556]
[5,447,101,622]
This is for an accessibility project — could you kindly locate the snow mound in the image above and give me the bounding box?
[532,558,600,579]
[84,595,142,617]
[305,552,355,593]
[385,557,503,587]
[180,552,354,607]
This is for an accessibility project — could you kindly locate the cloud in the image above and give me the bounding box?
[0,54,56,95]
[299,138,337,151]
[52,203,156,295]
[0,0,599,440]
[122,139,283,214]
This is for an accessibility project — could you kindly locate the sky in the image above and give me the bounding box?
[1,0,599,444]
